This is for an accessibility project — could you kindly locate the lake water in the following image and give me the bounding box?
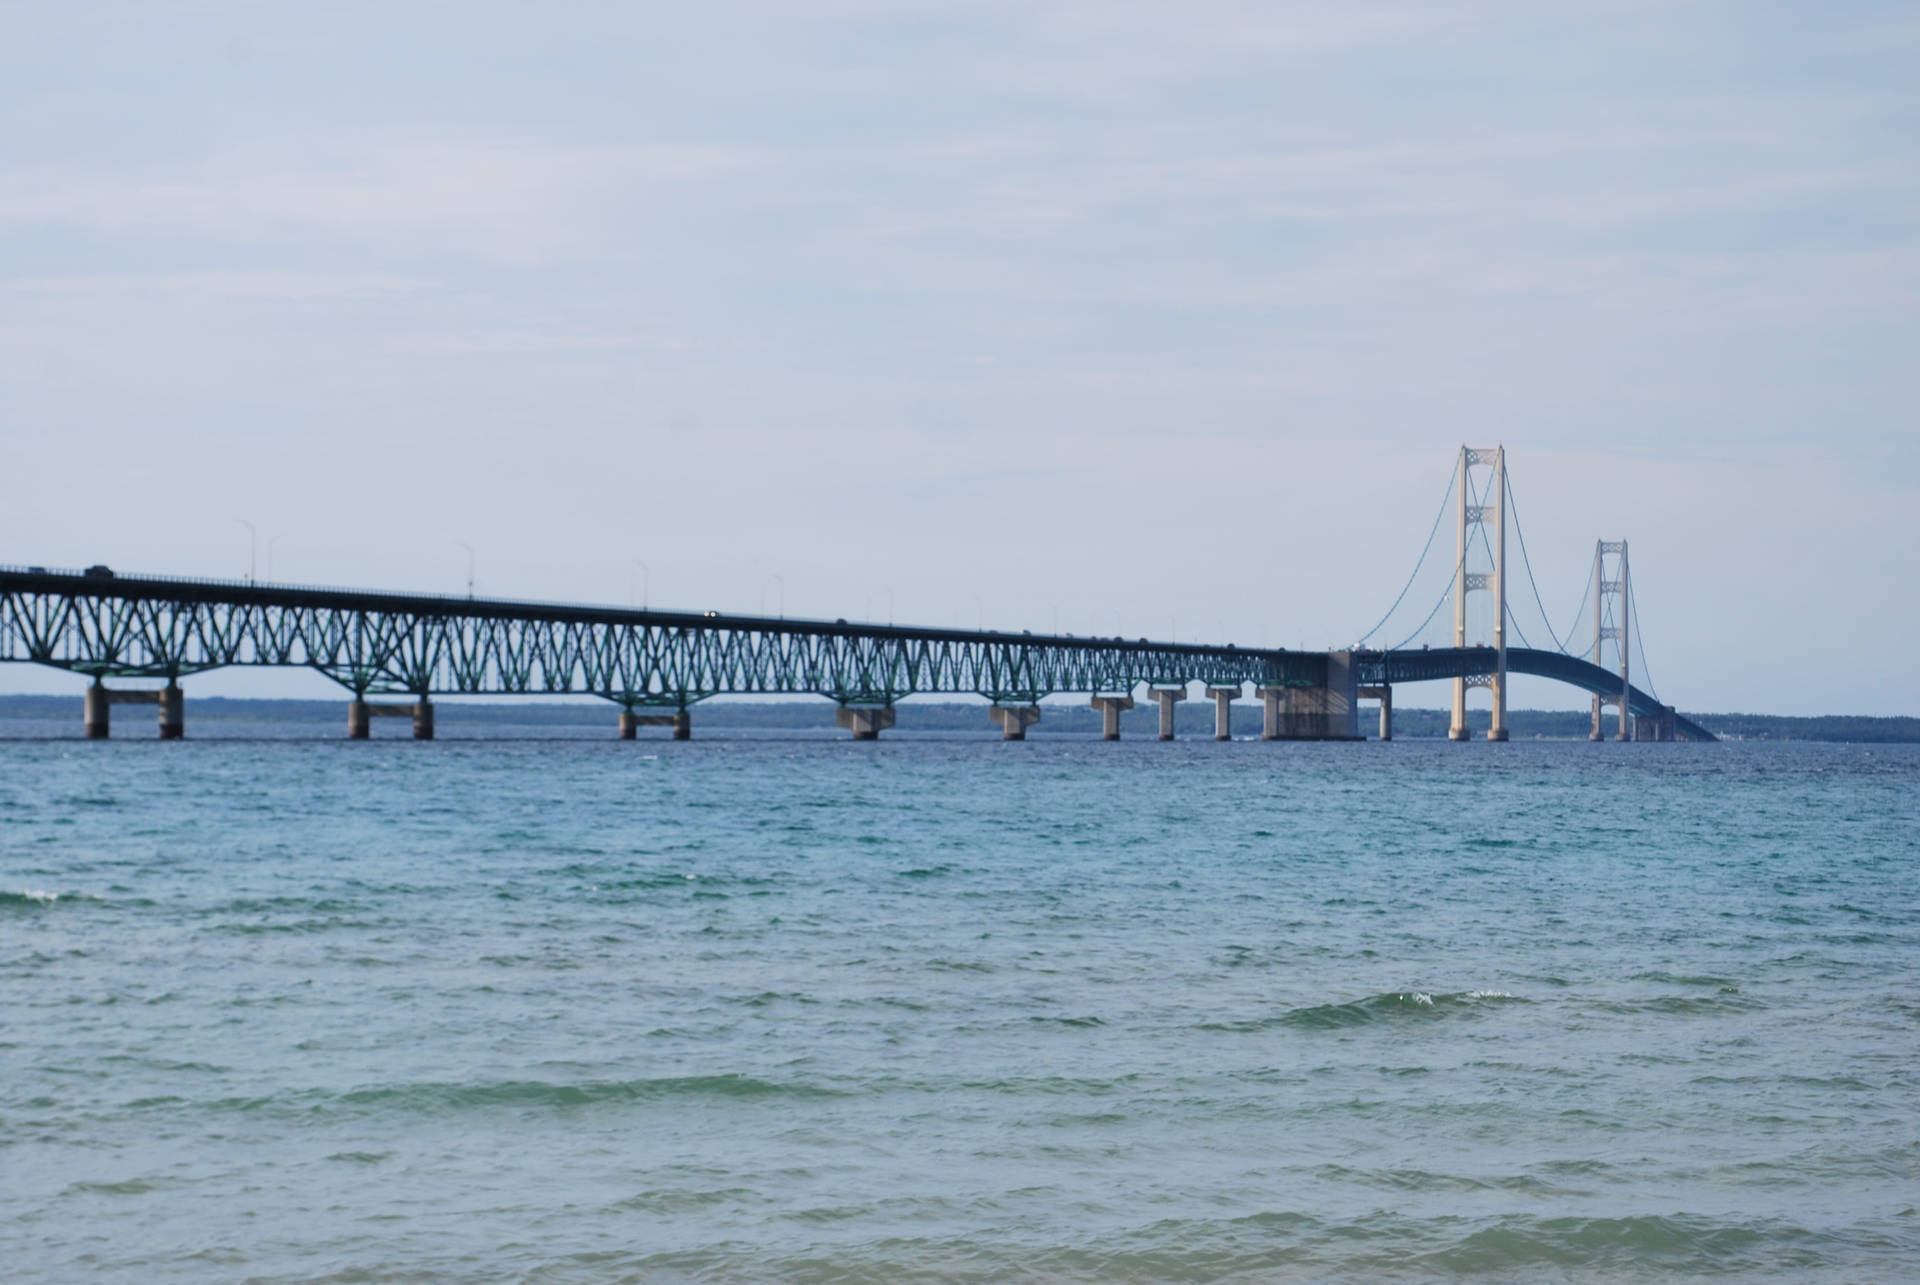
[4,730,1917,1281]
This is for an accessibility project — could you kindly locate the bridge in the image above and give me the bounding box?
[0,447,1714,742]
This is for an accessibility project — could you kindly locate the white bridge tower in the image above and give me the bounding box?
[1449,444,1507,742]
[1590,540,1631,741]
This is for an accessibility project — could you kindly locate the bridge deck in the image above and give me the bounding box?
[0,566,1712,739]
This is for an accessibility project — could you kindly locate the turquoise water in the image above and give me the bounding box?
[4,732,1918,1281]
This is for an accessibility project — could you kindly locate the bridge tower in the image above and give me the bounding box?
[1449,445,1507,742]
[1590,540,1631,741]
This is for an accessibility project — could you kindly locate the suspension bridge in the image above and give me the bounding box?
[0,446,1713,742]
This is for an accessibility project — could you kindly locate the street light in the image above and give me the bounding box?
[769,574,785,619]
[456,541,474,598]
[237,519,256,582]
[632,560,649,609]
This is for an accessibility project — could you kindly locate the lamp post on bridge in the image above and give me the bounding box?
[238,519,257,582]
[456,541,475,599]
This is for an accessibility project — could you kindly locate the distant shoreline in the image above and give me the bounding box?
[1,695,1912,743]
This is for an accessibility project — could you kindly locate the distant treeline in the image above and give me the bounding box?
[2,694,1915,742]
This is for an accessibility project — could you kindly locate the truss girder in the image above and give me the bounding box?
[0,569,1323,703]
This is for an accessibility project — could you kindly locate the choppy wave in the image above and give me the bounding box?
[1,889,100,909]
[7,736,1918,1283]
[1203,990,1529,1032]
[459,1210,1907,1281]
[336,1074,849,1114]
[1589,991,1761,1016]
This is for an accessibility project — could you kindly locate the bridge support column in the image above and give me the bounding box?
[84,681,109,739]
[1090,695,1133,740]
[836,705,894,740]
[348,700,371,739]
[1150,687,1185,740]
[1207,686,1239,740]
[158,682,184,740]
[613,708,690,738]
[412,700,434,741]
[1634,705,1676,742]
[1592,696,1629,741]
[1257,686,1287,740]
[1360,685,1392,741]
[1259,655,1360,740]
[990,705,1041,740]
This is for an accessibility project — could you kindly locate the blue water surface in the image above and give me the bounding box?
[3,730,1917,1281]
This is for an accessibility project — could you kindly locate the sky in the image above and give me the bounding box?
[2,0,1915,715]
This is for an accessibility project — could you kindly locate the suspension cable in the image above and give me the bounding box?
[1564,556,1597,662]
[1502,466,1573,653]
[1354,462,1457,646]
[1506,606,1535,650]
[1388,465,1484,651]
[1390,579,1457,652]
[1627,577,1660,702]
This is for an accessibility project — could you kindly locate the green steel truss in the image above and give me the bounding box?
[0,567,1324,707]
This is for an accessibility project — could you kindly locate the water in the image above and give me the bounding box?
[4,732,1918,1281]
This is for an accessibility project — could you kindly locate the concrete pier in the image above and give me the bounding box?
[1207,686,1239,740]
[989,705,1041,740]
[1257,686,1288,741]
[836,705,895,740]
[357,700,423,737]
[1089,694,1134,740]
[83,683,182,739]
[158,682,184,740]
[412,700,434,740]
[1634,704,1677,741]
[1149,687,1185,740]
[84,682,109,739]
[616,709,689,738]
[1359,684,1392,741]
[1257,654,1361,740]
